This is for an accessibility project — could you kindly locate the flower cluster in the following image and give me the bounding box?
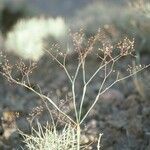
[117,37,134,56]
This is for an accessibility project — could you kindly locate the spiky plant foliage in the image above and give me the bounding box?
[21,122,77,150]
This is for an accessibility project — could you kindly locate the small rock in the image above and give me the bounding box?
[145,143,150,150]
[100,89,124,105]
[122,95,139,110]
[126,116,143,138]
[2,111,17,140]
[107,111,127,129]
[0,141,10,150]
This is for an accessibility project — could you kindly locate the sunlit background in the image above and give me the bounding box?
[0,0,150,149]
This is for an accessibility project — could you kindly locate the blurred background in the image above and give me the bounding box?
[0,0,150,149]
[0,0,150,54]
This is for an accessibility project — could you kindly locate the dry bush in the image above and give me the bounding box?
[0,29,149,149]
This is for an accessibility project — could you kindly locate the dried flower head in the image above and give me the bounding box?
[117,37,134,56]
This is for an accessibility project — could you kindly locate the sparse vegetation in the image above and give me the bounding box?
[1,26,149,149]
[0,0,150,150]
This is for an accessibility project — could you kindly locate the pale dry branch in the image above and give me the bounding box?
[80,63,150,124]
[0,60,76,126]
[1,29,149,149]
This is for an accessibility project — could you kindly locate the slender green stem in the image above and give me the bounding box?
[46,49,72,82]
[79,61,86,121]
[72,82,79,123]
[86,55,120,85]
[79,84,87,121]
[79,56,119,122]
[80,64,150,124]
[82,61,86,85]
[76,123,81,150]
